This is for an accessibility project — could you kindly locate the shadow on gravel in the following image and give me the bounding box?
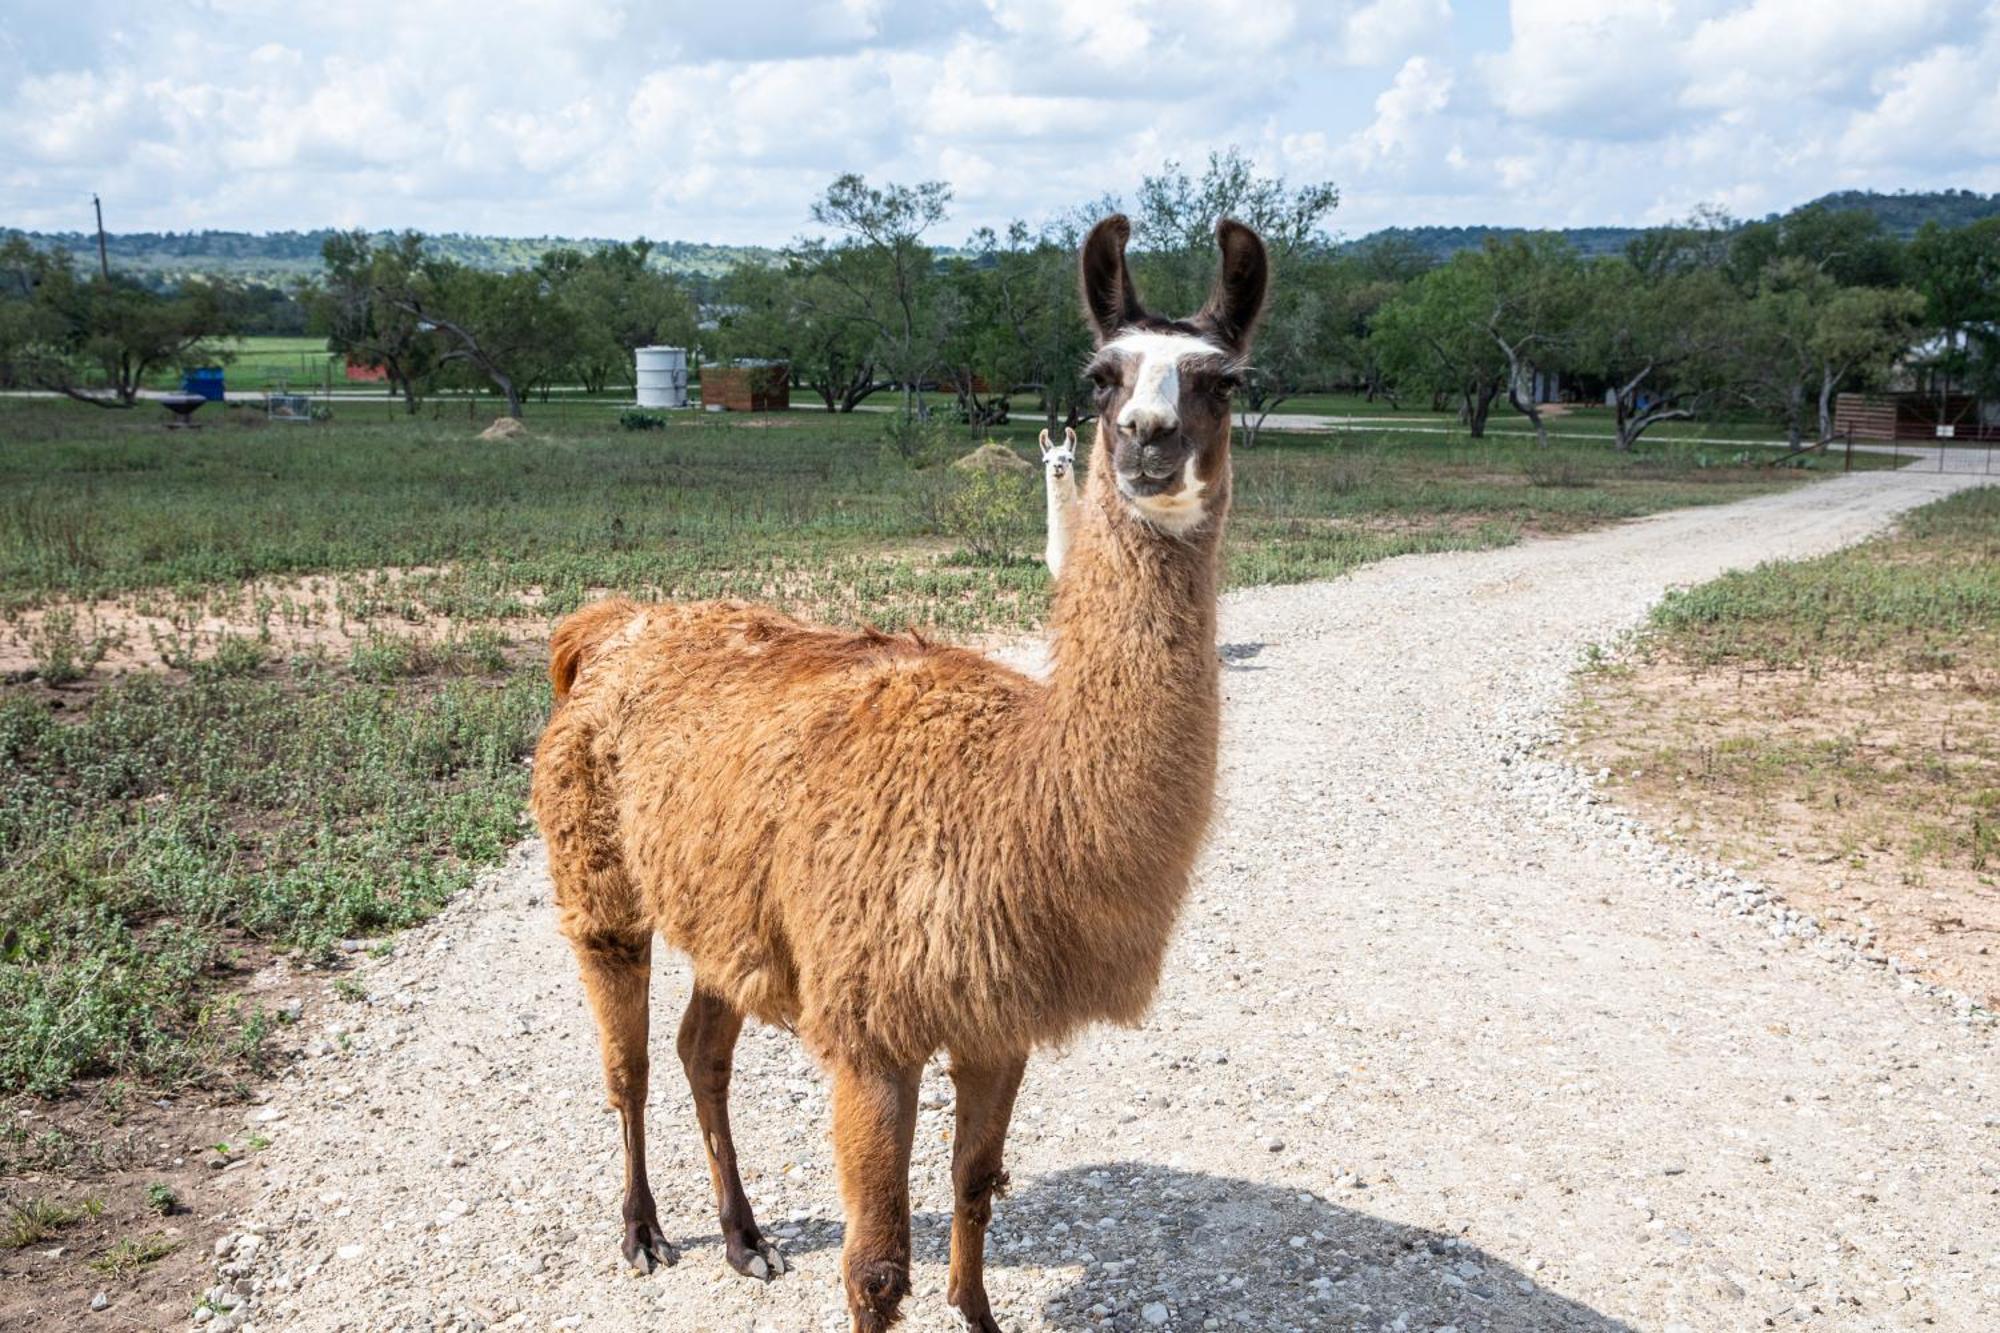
[675,1164,1631,1332]
[1218,641,1271,671]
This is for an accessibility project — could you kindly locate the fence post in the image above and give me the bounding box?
[1843,424,1853,473]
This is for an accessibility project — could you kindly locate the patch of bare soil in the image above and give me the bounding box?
[0,956,334,1327]
[0,567,545,679]
[1572,655,2000,1008]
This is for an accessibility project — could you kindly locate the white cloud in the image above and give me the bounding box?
[0,1,1995,244]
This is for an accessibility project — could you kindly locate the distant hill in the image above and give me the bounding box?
[1,228,773,289]
[1797,188,2000,235]
[9,189,1997,286]
[1343,189,2000,263]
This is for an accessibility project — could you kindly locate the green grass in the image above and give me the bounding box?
[0,397,1827,1101]
[1649,486,2000,666]
[0,664,543,1095]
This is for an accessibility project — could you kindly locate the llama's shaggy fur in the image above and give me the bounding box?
[531,214,1268,1332]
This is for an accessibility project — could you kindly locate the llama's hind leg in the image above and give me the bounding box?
[676,984,782,1279]
[570,928,676,1272]
[945,1053,1027,1333]
[830,1056,922,1332]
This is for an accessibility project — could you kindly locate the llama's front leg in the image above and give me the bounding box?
[945,1054,1026,1333]
[676,984,782,1279]
[830,1057,922,1332]
[571,929,676,1272]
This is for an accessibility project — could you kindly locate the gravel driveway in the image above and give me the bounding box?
[210,469,1996,1333]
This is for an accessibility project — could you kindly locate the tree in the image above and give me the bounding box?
[1905,218,2000,411]
[0,236,228,408]
[716,253,887,413]
[373,255,580,419]
[1727,205,1906,291]
[1477,236,1584,448]
[1372,256,1509,437]
[311,230,438,413]
[1572,263,1738,451]
[953,216,1100,431]
[544,241,698,394]
[1130,149,1340,443]
[1739,259,1923,446]
[807,174,954,418]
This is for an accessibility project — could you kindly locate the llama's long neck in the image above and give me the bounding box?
[1038,443,1226,898]
[1043,466,1079,576]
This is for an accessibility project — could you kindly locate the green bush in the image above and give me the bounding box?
[942,469,1033,565]
[619,409,668,431]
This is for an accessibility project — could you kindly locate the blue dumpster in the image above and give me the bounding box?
[182,367,225,401]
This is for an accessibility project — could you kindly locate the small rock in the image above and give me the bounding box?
[1263,1136,1284,1153]
[336,1243,366,1261]
[89,1290,109,1311]
[1142,1302,1170,1326]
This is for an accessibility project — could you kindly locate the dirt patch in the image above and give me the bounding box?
[0,568,548,679]
[0,954,349,1327]
[1572,655,2000,1007]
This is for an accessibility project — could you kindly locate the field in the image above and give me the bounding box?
[1571,486,2000,1007]
[0,393,1867,1302]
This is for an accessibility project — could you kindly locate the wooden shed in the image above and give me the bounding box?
[1835,392,2000,443]
[700,362,790,412]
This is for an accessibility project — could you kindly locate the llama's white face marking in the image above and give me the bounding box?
[1097,329,1227,533]
[1106,330,1216,441]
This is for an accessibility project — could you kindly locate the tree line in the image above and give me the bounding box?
[3,151,1996,445]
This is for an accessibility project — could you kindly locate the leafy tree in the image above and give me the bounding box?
[373,254,580,418]
[1739,259,1923,446]
[542,241,697,394]
[807,174,954,418]
[1728,205,1906,291]
[1130,149,1340,442]
[716,253,887,413]
[1905,218,2000,405]
[0,236,228,407]
[1571,262,1739,451]
[1372,256,1509,437]
[311,230,438,413]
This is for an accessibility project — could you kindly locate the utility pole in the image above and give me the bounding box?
[92,193,110,280]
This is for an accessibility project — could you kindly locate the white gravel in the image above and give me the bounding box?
[213,469,1997,1332]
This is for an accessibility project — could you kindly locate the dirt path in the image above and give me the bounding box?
[209,470,1995,1333]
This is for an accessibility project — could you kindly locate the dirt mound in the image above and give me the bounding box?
[478,416,528,441]
[952,441,1034,476]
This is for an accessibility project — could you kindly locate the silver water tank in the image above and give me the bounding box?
[635,345,689,408]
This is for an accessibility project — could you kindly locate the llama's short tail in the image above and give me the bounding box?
[548,597,642,702]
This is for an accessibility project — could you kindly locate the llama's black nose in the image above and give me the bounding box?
[1137,441,1178,479]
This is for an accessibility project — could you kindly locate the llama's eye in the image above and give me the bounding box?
[1215,374,1241,398]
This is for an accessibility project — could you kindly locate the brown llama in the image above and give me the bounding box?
[530,213,1268,1332]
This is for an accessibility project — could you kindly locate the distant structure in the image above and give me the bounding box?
[700,360,790,412]
[635,346,689,409]
[1835,392,2000,443]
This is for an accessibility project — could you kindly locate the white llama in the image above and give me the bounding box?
[1038,426,1079,576]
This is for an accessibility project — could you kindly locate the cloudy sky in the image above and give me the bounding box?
[3,0,1997,246]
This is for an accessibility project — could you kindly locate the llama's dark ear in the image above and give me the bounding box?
[1079,214,1144,345]
[1198,218,1269,352]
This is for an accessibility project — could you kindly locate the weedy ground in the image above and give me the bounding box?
[1571,485,2000,1007]
[0,392,1845,1305]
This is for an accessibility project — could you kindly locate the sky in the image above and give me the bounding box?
[2,0,1998,246]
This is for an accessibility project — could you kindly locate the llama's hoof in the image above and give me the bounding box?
[948,1285,1002,1332]
[622,1218,678,1273]
[725,1230,785,1280]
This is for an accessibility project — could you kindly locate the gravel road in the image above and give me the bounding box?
[209,469,1996,1333]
